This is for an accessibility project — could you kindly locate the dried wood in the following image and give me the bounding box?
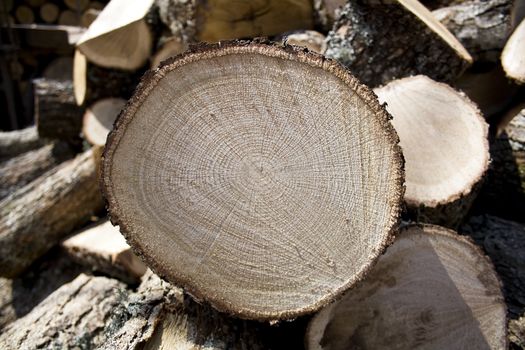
[306,224,507,350]
[325,0,472,87]
[62,219,147,284]
[0,126,43,160]
[433,0,512,62]
[34,78,85,141]
[102,41,404,320]
[151,36,186,68]
[39,2,59,23]
[58,9,79,25]
[0,141,74,200]
[157,0,314,44]
[280,30,327,54]
[15,5,34,24]
[0,148,105,277]
[374,75,489,228]
[82,98,125,146]
[502,18,525,83]
[313,0,346,30]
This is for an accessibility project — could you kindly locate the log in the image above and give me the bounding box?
[0,141,74,200]
[42,56,73,81]
[15,5,34,24]
[58,9,79,26]
[77,0,155,71]
[0,148,105,278]
[374,75,489,228]
[102,271,267,349]
[471,109,525,222]
[0,274,128,349]
[157,0,314,44]
[460,215,525,319]
[0,126,44,160]
[433,0,512,63]
[34,78,85,141]
[81,8,100,27]
[62,219,147,284]
[73,49,141,106]
[82,98,126,146]
[313,0,346,30]
[502,18,525,83]
[325,0,472,87]
[279,30,327,54]
[306,224,507,350]
[102,41,405,320]
[39,2,59,23]
[64,0,89,11]
[151,36,187,68]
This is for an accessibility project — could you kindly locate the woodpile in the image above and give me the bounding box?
[1,0,525,348]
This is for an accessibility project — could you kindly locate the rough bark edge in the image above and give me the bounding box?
[305,222,508,350]
[101,39,405,321]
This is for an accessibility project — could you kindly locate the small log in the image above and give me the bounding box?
[102,41,404,320]
[58,9,79,26]
[0,126,43,160]
[42,56,73,81]
[73,50,141,106]
[157,0,314,44]
[0,148,105,278]
[0,141,74,200]
[433,0,512,62]
[34,78,85,141]
[15,5,34,24]
[502,18,525,83]
[150,36,187,68]
[39,2,59,24]
[62,219,147,284]
[64,0,89,11]
[306,224,507,350]
[77,0,155,71]
[82,98,126,146]
[81,8,100,27]
[374,75,489,228]
[0,274,128,349]
[460,215,525,319]
[325,0,472,87]
[279,30,327,54]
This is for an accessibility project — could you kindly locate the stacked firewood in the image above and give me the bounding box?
[1,0,525,349]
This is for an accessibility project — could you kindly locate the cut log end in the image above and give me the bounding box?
[83,98,126,146]
[502,19,525,84]
[306,224,507,350]
[102,41,405,320]
[374,75,489,227]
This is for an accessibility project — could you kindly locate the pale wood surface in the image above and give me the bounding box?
[82,98,125,146]
[502,19,525,83]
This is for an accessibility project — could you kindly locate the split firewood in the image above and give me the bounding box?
[0,148,105,278]
[77,0,156,71]
[82,98,125,146]
[325,0,472,87]
[0,141,74,200]
[461,215,525,319]
[374,75,489,228]
[0,274,128,349]
[34,78,85,142]
[433,0,512,62]
[15,5,34,24]
[313,0,346,30]
[103,271,267,349]
[39,2,59,24]
[42,56,73,82]
[306,224,507,350]
[157,0,314,44]
[102,41,404,320]
[279,30,327,54]
[151,36,187,68]
[62,219,147,284]
[473,109,525,222]
[73,49,142,106]
[0,126,43,160]
[502,19,525,83]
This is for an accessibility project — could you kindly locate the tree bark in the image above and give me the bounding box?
[34,78,85,142]
[433,0,512,62]
[0,148,105,278]
[325,0,472,87]
[0,142,74,200]
[0,126,43,160]
[0,274,128,349]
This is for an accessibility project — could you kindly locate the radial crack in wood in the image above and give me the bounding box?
[502,18,525,84]
[306,224,507,350]
[102,41,405,320]
[374,75,489,228]
[325,0,472,87]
